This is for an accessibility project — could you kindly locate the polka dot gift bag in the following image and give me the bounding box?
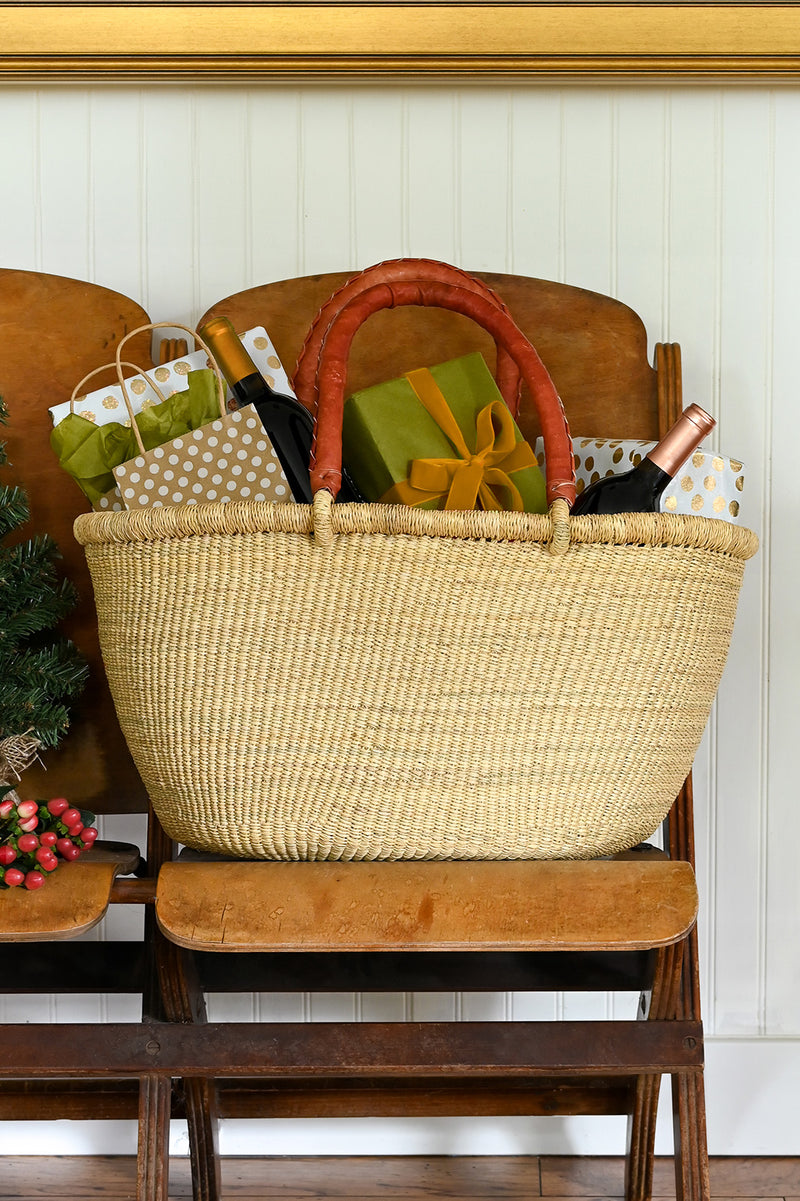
[114,406,291,510]
[51,321,292,511]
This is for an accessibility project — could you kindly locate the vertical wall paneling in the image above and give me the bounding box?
[245,90,303,289]
[192,90,251,321]
[86,90,145,305]
[0,91,40,271]
[456,88,513,273]
[140,89,197,324]
[559,90,615,297]
[508,90,564,281]
[404,90,458,263]
[297,90,355,276]
[711,89,773,1039]
[0,82,797,1153]
[36,91,91,283]
[612,90,669,348]
[664,89,725,1032]
[351,90,405,269]
[764,89,800,1038]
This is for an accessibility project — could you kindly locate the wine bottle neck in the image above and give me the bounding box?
[646,403,716,477]
[199,317,259,388]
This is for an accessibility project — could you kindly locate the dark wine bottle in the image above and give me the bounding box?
[198,316,315,503]
[571,404,716,516]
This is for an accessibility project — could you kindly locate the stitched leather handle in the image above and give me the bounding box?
[309,279,575,508]
[292,257,522,414]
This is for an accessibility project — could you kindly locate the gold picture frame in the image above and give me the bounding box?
[1,3,799,83]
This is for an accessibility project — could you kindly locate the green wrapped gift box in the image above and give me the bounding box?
[342,352,546,513]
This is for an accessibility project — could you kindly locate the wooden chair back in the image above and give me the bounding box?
[199,269,668,443]
[0,268,152,814]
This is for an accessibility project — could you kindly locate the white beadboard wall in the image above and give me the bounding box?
[0,84,798,1157]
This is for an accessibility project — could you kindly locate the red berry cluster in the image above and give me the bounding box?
[0,788,98,891]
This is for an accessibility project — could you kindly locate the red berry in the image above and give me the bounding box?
[17,833,40,854]
[0,799,14,818]
[0,845,17,865]
[47,797,69,817]
[24,871,45,890]
[39,855,59,873]
[40,831,58,847]
[16,800,38,820]
[61,845,81,862]
[56,837,74,856]
[81,827,99,844]
[4,868,25,887]
[18,816,39,833]
[61,808,82,828]
[68,823,84,839]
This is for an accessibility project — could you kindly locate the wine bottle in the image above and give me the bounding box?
[198,316,315,503]
[571,404,716,516]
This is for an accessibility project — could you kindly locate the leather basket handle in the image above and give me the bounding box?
[310,278,575,509]
[292,257,522,414]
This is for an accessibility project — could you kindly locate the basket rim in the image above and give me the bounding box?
[73,499,759,560]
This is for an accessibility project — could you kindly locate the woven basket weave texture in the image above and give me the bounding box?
[75,501,757,861]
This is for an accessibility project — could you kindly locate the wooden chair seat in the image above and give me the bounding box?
[155,859,698,954]
[0,841,140,941]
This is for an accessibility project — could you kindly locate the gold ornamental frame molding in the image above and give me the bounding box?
[1,3,799,84]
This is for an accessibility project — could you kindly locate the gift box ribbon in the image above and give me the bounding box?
[380,367,537,511]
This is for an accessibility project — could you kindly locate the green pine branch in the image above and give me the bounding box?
[0,391,88,748]
[0,538,77,629]
[0,485,29,539]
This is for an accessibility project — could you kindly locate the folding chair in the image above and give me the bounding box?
[139,265,714,1201]
[0,268,164,1195]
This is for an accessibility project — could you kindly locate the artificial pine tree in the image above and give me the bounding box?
[0,394,88,763]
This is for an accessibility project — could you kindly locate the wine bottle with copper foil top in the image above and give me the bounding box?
[198,316,315,503]
[571,404,716,515]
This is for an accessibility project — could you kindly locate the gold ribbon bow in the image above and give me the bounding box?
[380,367,537,511]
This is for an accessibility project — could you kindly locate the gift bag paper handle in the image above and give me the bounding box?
[70,361,172,457]
[70,322,228,458]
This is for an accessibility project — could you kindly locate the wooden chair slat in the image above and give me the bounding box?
[155,860,698,954]
[0,854,132,941]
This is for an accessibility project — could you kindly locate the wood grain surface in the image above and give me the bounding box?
[156,860,698,953]
[0,1155,795,1199]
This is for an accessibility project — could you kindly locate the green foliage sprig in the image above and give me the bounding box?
[0,396,88,747]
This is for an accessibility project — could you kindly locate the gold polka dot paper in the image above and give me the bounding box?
[534,436,745,522]
[50,325,295,430]
[113,408,292,510]
[94,486,126,513]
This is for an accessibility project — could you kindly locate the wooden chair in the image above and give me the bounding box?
[0,268,164,1193]
[143,267,709,1201]
[0,264,711,1201]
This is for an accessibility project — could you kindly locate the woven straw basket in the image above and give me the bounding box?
[73,267,758,862]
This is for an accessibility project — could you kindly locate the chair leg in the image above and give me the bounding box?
[672,1069,711,1201]
[156,931,222,1201]
[624,941,684,1201]
[182,1076,223,1201]
[137,1073,171,1201]
[671,930,711,1201]
[626,1073,661,1201]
